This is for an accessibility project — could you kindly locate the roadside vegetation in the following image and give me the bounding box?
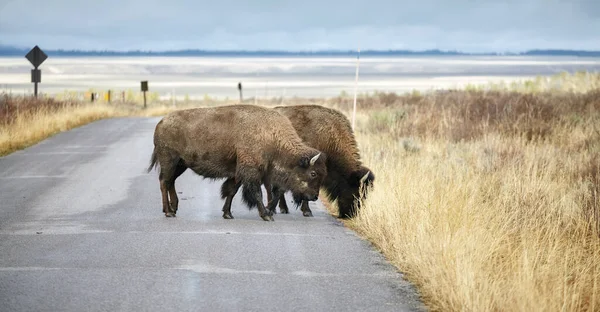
[0,95,129,156]
[339,89,600,312]
[1,71,599,311]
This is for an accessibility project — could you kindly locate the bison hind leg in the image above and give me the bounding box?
[156,148,182,217]
[168,160,187,215]
[220,178,241,219]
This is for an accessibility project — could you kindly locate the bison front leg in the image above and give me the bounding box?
[242,182,274,221]
[263,181,284,215]
[278,195,290,214]
[266,186,285,215]
[300,200,313,217]
[237,158,274,221]
[264,180,276,214]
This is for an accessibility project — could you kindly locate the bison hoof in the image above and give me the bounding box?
[165,212,176,218]
[280,208,289,214]
[223,213,234,219]
[303,210,313,217]
[261,214,274,221]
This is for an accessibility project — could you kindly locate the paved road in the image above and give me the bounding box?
[0,117,425,312]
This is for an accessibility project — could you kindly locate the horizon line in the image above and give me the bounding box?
[1,45,600,56]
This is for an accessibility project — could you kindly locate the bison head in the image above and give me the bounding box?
[337,165,375,218]
[286,151,327,204]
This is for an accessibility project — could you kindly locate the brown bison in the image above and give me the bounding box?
[146,104,328,221]
[222,104,374,219]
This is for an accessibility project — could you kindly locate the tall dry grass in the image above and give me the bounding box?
[341,89,600,311]
[0,95,131,156]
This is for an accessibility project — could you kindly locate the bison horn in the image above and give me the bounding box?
[360,171,371,184]
[309,153,321,166]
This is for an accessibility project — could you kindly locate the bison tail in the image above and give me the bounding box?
[147,147,159,173]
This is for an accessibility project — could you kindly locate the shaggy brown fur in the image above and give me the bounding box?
[147,104,327,221]
[222,104,374,219]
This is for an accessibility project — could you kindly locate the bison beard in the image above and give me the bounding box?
[241,183,262,209]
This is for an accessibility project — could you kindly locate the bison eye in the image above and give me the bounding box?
[310,171,317,178]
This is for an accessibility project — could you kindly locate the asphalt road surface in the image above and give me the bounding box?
[0,117,425,312]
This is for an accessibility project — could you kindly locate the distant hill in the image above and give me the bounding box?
[1,45,599,57]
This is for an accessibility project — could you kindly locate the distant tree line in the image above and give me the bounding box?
[1,45,599,57]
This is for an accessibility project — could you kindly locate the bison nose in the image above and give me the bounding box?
[309,194,318,201]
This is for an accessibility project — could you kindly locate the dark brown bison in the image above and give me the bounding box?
[146,104,328,221]
[222,104,374,219]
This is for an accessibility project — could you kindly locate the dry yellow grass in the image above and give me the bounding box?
[335,90,600,312]
[0,102,128,156]
[348,133,599,311]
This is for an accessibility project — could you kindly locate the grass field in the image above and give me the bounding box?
[344,89,600,311]
[1,71,599,311]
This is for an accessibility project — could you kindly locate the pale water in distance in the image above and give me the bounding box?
[1,55,599,99]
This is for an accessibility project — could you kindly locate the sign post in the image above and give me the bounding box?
[25,45,48,98]
[238,82,243,102]
[141,81,148,109]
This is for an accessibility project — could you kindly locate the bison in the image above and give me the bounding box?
[146,104,328,221]
[221,104,375,219]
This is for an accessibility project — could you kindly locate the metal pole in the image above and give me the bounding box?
[352,48,360,131]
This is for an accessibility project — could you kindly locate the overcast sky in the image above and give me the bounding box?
[0,0,599,52]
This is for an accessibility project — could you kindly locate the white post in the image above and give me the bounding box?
[255,72,259,105]
[351,48,361,131]
[282,88,286,104]
[254,86,258,105]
